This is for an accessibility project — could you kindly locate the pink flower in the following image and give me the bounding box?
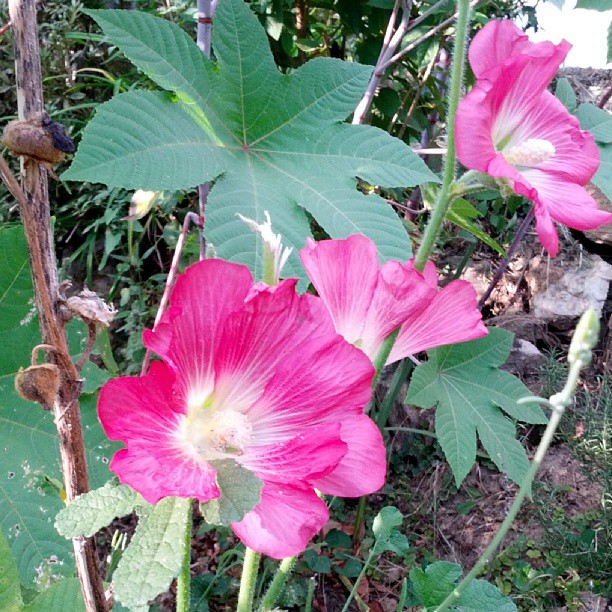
[98,259,386,559]
[455,20,612,257]
[299,235,487,364]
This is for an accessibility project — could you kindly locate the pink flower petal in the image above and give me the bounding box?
[231,483,329,559]
[98,362,219,504]
[511,92,599,185]
[469,20,568,80]
[359,261,436,360]
[389,281,487,362]
[240,424,347,484]
[533,204,559,257]
[300,235,379,345]
[313,415,386,497]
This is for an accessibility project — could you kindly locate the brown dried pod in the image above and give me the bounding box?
[15,363,61,410]
[66,289,117,327]
[2,112,74,167]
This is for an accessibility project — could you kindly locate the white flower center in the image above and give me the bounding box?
[184,406,253,457]
[503,138,555,167]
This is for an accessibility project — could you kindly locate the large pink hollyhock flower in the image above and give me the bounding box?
[98,259,386,559]
[455,20,612,257]
[299,235,487,365]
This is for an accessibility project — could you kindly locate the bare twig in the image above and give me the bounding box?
[0,20,11,37]
[380,0,479,71]
[352,0,412,124]
[477,206,535,310]
[141,212,202,375]
[598,82,612,109]
[196,0,216,259]
[7,1,107,610]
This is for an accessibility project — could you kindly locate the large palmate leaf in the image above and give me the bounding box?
[0,226,118,586]
[63,1,436,281]
[406,328,547,487]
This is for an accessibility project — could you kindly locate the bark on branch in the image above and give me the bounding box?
[7,1,107,610]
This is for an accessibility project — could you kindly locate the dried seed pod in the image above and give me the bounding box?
[15,363,61,410]
[66,289,117,327]
[2,112,74,166]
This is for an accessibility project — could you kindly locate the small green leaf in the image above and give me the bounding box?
[459,579,517,611]
[410,561,463,607]
[79,361,111,394]
[447,207,506,256]
[201,460,262,526]
[576,103,612,143]
[554,78,576,113]
[55,481,147,538]
[407,328,546,486]
[0,530,23,611]
[113,497,190,610]
[372,506,408,555]
[591,142,612,199]
[410,561,516,610]
[23,578,86,612]
[304,549,333,573]
[575,0,612,9]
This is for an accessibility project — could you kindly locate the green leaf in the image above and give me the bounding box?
[200,459,262,526]
[576,103,612,143]
[0,529,23,611]
[406,328,546,486]
[608,21,612,63]
[65,3,437,282]
[410,561,462,607]
[372,506,409,555]
[592,142,612,199]
[55,481,147,538]
[575,0,612,9]
[554,78,576,113]
[304,549,333,573]
[113,497,190,610]
[409,561,516,611]
[22,578,85,612]
[0,226,119,585]
[459,579,517,611]
[79,361,111,394]
[447,201,506,256]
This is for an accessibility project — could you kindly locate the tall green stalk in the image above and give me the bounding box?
[257,556,297,612]
[434,310,600,611]
[237,548,261,612]
[413,0,472,273]
[176,503,193,612]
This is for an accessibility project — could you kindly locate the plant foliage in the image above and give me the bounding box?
[63,0,436,281]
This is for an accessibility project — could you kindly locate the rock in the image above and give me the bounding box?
[528,252,612,324]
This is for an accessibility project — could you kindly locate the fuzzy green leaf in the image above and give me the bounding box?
[372,506,409,555]
[410,561,516,611]
[112,497,190,610]
[55,481,147,538]
[201,459,262,526]
[0,530,23,611]
[406,328,546,486]
[23,578,85,612]
[65,2,437,281]
[0,226,119,585]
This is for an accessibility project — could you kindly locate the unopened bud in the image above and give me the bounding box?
[568,309,600,365]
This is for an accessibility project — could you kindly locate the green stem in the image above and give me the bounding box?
[237,548,261,612]
[372,327,400,385]
[376,359,413,431]
[340,550,376,612]
[176,503,193,612]
[413,0,472,273]
[434,312,596,612]
[352,495,367,547]
[257,556,297,612]
[385,426,437,438]
[305,577,315,612]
